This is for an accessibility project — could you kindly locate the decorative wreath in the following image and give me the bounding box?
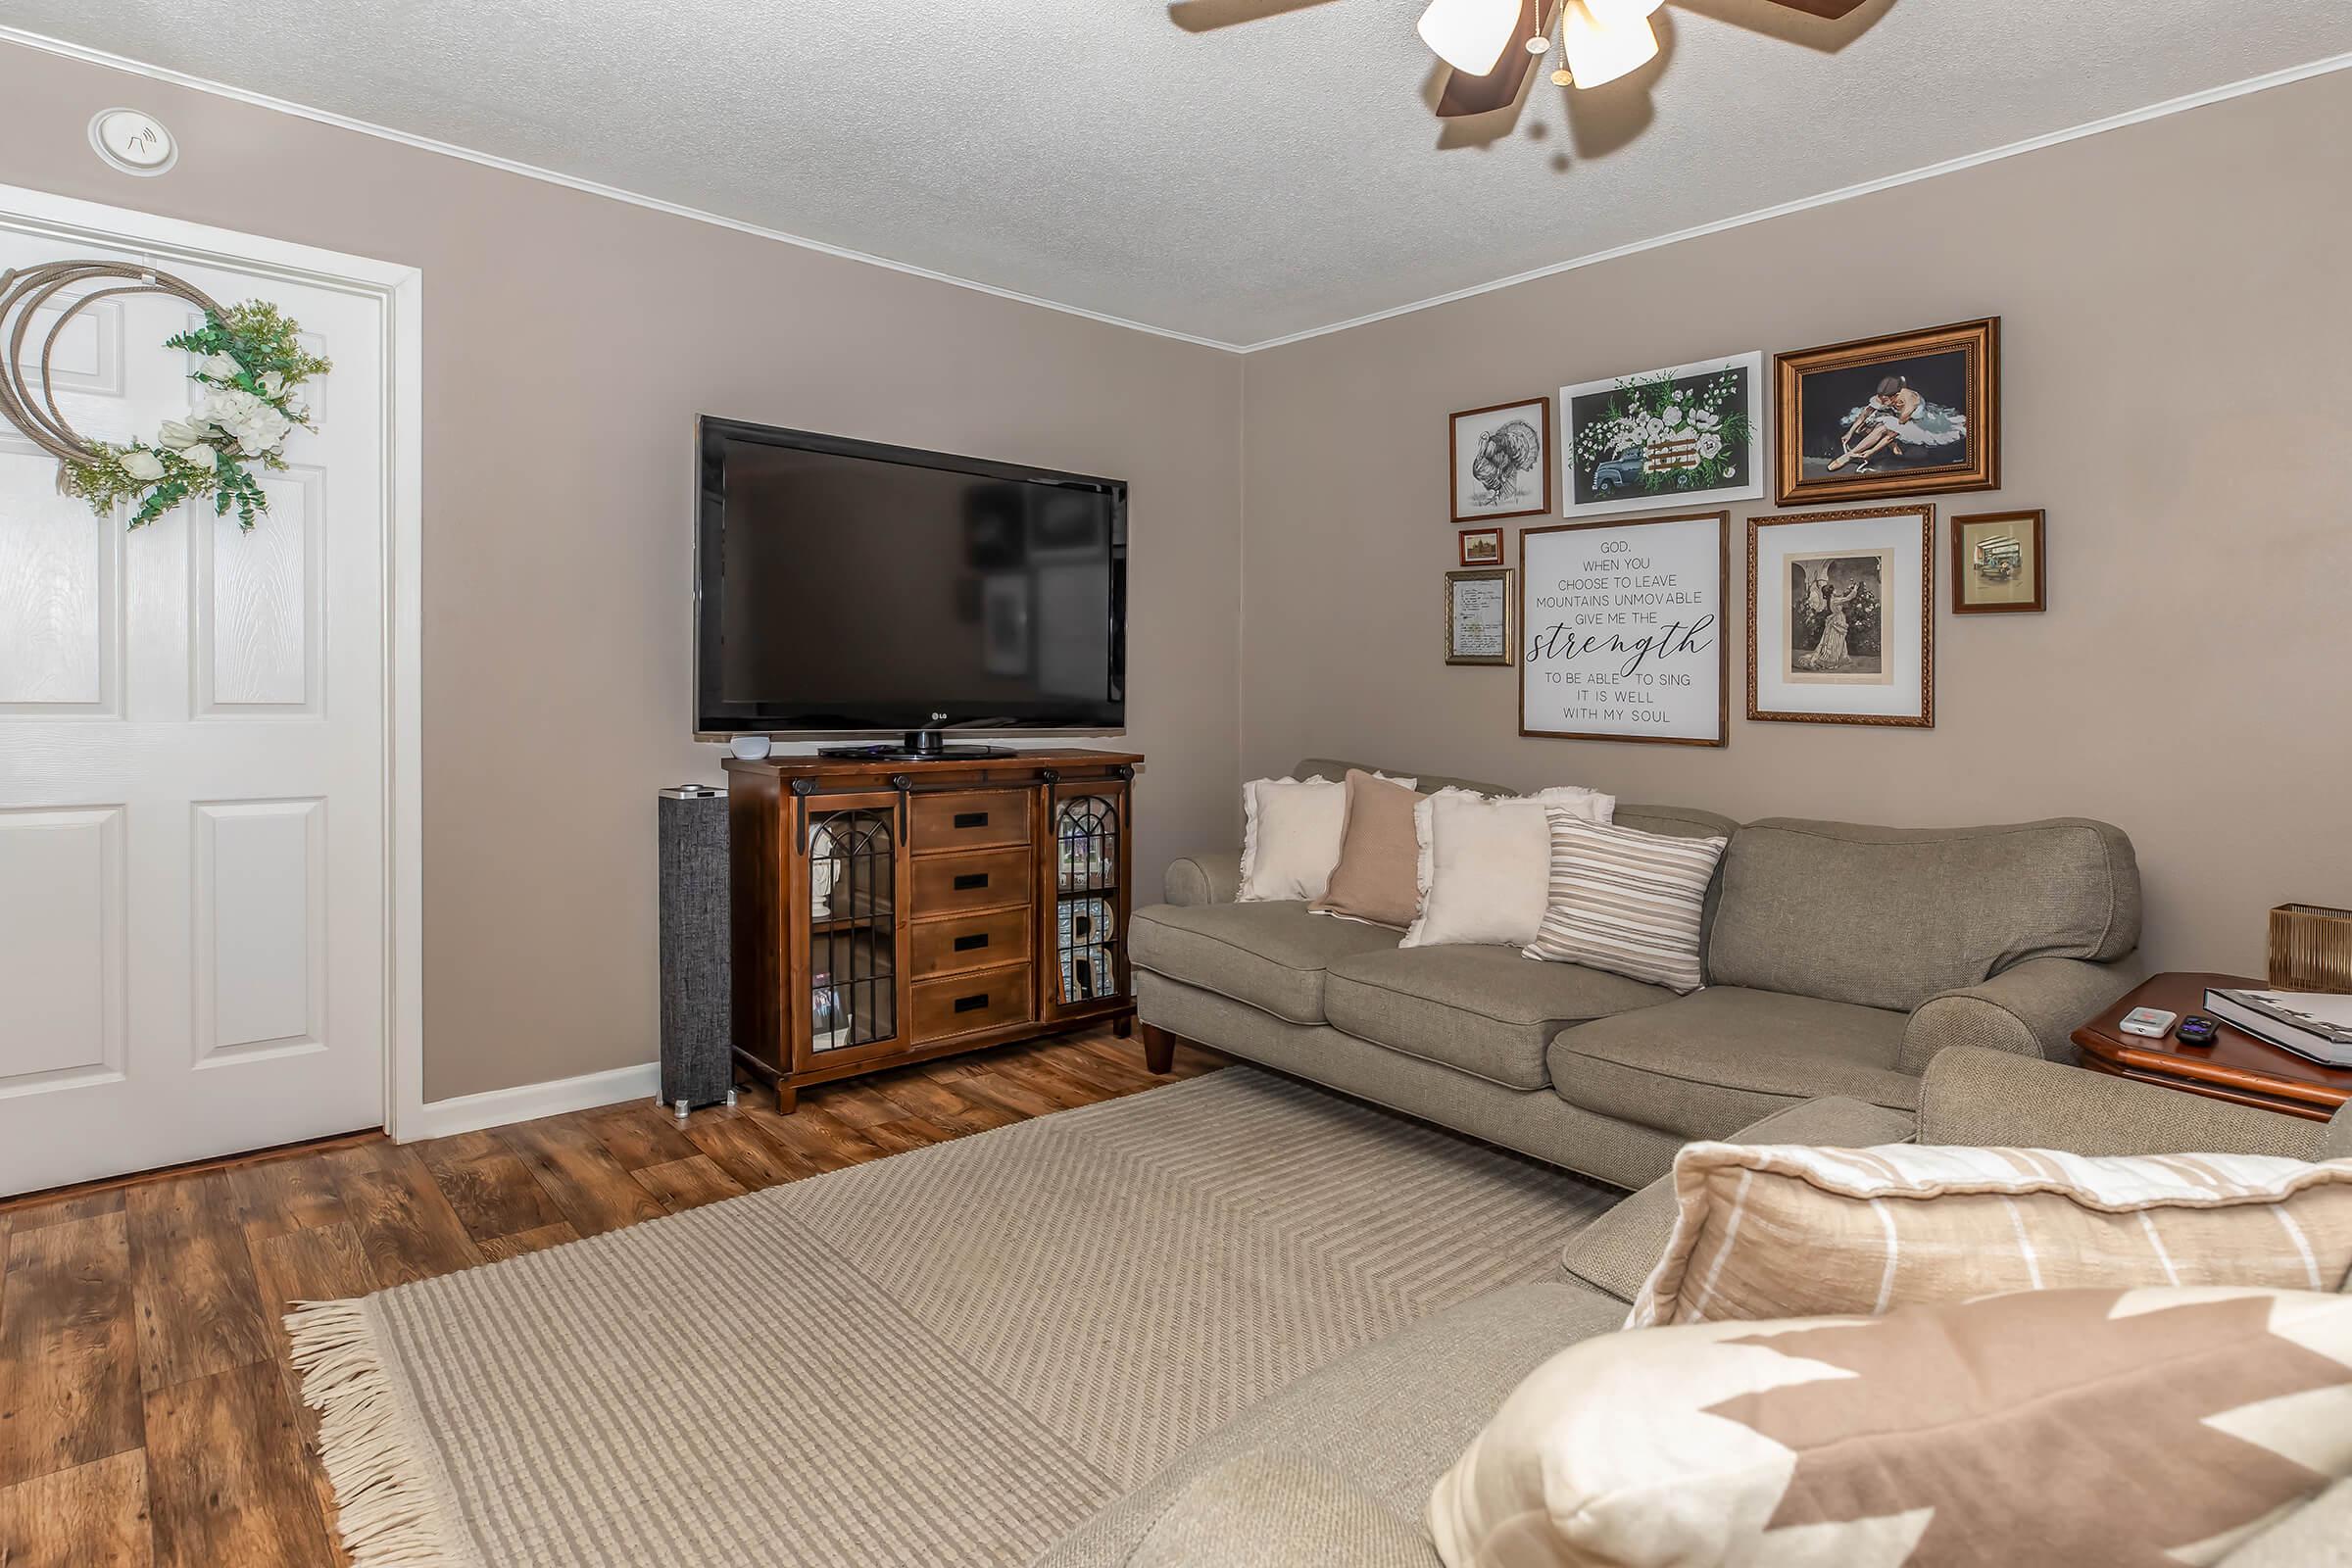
[0,261,330,531]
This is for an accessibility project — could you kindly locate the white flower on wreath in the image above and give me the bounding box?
[261,369,285,397]
[120,448,166,481]
[157,417,207,451]
[200,352,242,381]
[197,386,294,457]
[179,442,219,471]
[1697,432,1724,458]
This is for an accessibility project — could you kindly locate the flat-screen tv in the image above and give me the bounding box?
[696,416,1127,754]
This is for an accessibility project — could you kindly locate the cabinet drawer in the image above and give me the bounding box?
[911,963,1034,1043]
[910,846,1032,915]
[910,791,1031,853]
[909,906,1033,980]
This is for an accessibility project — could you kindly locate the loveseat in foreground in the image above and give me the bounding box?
[1033,1049,2352,1568]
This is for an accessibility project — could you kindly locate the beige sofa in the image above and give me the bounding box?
[1034,1050,2352,1568]
[1133,757,2147,1190]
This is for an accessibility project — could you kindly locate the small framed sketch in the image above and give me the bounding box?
[1748,505,1936,728]
[1521,512,1728,745]
[1458,526,1503,566]
[1952,509,2045,613]
[1774,318,2000,505]
[1450,398,1552,522]
[1560,352,1764,520]
[1445,568,1515,666]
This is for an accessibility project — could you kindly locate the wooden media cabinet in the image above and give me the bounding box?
[723,750,1140,1109]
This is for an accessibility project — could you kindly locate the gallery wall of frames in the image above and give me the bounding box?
[1444,318,2047,747]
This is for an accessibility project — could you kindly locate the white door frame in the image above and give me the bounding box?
[0,180,426,1141]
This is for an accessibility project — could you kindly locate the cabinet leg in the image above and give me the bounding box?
[1113,1010,1136,1040]
[1140,1021,1177,1075]
[773,1083,799,1114]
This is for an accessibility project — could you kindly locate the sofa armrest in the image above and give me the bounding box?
[1163,849,1242,907]
[1126,1452,1440,1568]
[1561,1094,1917,1305]
[1898,956,2143,1075]
[1918,1045,2340,1160]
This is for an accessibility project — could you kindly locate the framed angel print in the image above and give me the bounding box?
[1748,505,1936,727]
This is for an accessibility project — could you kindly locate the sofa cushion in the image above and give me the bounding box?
[1129,901,1398,1024]
[1705,816,2141,1012]
[1127,1453,1441,1568]
[1325,946,1677,1092]
[1028,1280,1628,1568]
[1546,986,1916,1141]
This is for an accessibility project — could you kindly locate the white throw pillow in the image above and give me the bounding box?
[1402,786,1614,949]
[1429,1286,2352,1568]
[1238,774,1415,904]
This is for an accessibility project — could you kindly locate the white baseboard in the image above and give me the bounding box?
[398,1060,662,1143]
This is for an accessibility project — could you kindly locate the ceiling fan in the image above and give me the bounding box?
[1421,0,1871,117]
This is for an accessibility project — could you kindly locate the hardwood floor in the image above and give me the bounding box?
[0,1028,1222,1568]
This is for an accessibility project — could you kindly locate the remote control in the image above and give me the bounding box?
[2178,1014,2221,1048]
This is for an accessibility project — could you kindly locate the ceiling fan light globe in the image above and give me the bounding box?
[1560,0,1659,88]
[1416,0,1523,76]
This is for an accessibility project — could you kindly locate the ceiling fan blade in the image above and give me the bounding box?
[1436,0,1547,118]
[1760,0,1874,18]
[1165,0,1341,32]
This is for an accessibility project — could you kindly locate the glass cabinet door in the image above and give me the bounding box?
[797,792,905,1068]
[1049,785,1128,1014]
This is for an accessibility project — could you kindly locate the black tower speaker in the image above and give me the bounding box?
[658,787,734,1116]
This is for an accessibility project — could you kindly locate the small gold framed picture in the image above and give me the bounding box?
[1445,568,1515,666]
[1951,509,2045,613]
[1458,526,1503,566]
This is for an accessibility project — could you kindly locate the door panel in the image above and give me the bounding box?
[192,797,325,1060]
[197,466,321,712]
[0,441,119,713]
[0,221,387,1194]
[0,805,124,1093]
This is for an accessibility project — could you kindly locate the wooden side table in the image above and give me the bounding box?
[2074,971,2352,1123]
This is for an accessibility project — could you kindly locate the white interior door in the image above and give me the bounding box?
[0,220,389,1196]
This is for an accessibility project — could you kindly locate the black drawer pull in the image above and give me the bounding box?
[954,872,989,891]
[953,932,989,953]
[954,993,990,1014]
[953,810,989,829]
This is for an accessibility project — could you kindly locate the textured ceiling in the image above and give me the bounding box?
[10,1,2351,347]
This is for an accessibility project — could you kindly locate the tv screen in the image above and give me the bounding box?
[696,417,1126,738]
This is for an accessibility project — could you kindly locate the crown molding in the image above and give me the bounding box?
[1235,49,2352,352]
[0,24,1245,352]
[6,24,2347,356]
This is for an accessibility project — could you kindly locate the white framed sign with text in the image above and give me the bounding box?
[1520,512,1728,746]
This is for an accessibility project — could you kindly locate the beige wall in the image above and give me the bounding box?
[1240,72,2352,976]
[0,44,1243,1100]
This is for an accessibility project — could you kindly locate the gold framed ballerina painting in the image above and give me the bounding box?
[1774,319,1999,506]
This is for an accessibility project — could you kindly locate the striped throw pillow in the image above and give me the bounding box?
[1524,812,1725,993]
[1630,1142,2352,1328]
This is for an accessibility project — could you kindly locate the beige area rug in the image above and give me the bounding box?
[290,1066,1616,1568]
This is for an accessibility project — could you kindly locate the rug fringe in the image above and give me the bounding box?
[286,1298,467,1568]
